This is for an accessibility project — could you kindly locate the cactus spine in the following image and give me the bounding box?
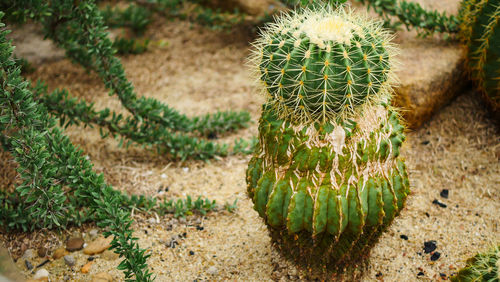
[459,0,500,113]
[247,6,409,270]
[451,244,500,282]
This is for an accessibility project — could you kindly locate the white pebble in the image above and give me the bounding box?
[207,266,218,275]
[64,255,75,267]
[33,268,49,280]
[22,249,35,260]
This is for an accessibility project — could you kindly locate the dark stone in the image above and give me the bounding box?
[196,226,204,231]
[431,252,441,261]
[424,241,437,253]
[417,271,424,276]
[432,199,447,208]
[36,259,50,268]
[25,259,33,270]
[440,189,449,198]
[189,250,195,256]
[87,256,95,261]
[400,234,409,240]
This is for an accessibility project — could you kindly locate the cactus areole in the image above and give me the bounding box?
[246,6,410,271]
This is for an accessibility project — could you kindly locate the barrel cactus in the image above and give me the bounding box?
[451,244,500,282]
[459,0,500,114]
[246,6,410,271]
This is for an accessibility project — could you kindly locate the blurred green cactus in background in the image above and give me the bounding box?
[246,5,410,271]
[459,0,500,114]
[357,0,499,117]
[451,244,500,282]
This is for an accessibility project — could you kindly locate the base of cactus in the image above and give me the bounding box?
[267,218,394,275]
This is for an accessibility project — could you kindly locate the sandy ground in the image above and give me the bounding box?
[1,10,499,282]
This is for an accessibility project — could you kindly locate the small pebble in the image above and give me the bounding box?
[33,268,49,280]
[22,249,36,260]
[25,259,33,270]
[432,199,447,208]
[400,234,408,240]
[207,266,218,275]
[66,237,85,252]
[417,271,424,276]
[83,236,113,255]
[81,261,94,273]
[189,250,195,256]
[37,247,48,258]
[64,255,75,267]
[431,252,441,261]
[52,247,68,259]
[440,189,449,199]
[424,241,437,253]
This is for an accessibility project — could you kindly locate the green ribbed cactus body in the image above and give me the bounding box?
[246,103,409,268]
[451,244,500,282]
[247,6,408,271]
[459,0,500,113]
[254,7,395,124]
